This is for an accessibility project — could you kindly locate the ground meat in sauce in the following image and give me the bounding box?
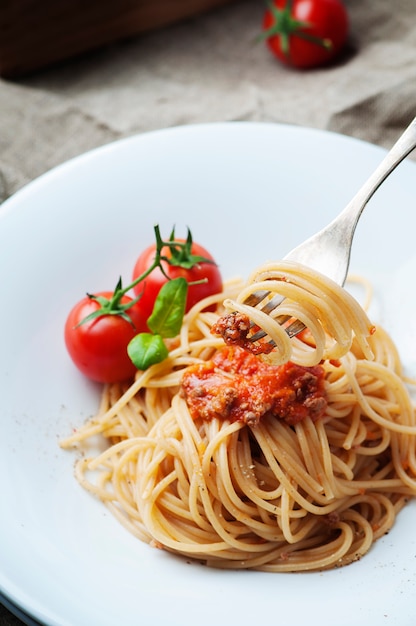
[211,312,274,355]
[181,345,327,425]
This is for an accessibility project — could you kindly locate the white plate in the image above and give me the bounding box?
[1,122,416,626]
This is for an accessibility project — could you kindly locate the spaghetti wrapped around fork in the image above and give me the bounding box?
[215,261,376,367]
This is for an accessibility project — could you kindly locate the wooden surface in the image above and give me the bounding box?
[0,0,236,77]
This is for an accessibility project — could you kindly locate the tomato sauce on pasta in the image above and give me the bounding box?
[181,346,327,425]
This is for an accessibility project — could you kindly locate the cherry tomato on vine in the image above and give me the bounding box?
[65,291,147,383]
[132,239,222,325]
[262,0,349,69]
[64,227,223,383]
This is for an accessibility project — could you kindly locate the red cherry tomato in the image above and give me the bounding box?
[64,292,147,383]
[132,240,223,325]
[262,0,349,69]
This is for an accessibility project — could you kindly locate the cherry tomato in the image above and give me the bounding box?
[132,240,222,325]
[262,0,349,69]
[64,292,147,383]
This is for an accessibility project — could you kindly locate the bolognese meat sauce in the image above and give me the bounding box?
[211,311,275,355]
[181,345,327,425]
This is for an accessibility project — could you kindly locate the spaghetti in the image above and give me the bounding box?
[61,263,416,572]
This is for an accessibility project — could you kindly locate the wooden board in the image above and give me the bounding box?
[0,0,237,77]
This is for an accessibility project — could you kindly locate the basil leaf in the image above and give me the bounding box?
[147,277,188,338]
[127,333,168,370]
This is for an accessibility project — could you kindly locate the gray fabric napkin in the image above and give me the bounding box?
[1,0,415,204]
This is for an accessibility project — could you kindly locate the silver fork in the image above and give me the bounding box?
[246,116,416,344]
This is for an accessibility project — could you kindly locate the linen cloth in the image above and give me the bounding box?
[1,0,415,205]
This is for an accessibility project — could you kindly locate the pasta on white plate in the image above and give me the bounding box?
[61,262,416,572]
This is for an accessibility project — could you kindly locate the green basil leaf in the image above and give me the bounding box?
[147,277,188,338]
[127,333,168,370]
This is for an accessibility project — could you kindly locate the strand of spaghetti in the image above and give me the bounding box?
[193,427,276,553]
[218,523,355,572]
[346,274,374,311]
[390,433,416,491]
[295,417,335,499]
[228,428,285,511]
[341,355,416,434]
[311,417,341,495]
[60,363,173,446]
[352,423,391,457]
[260,417,342,505]
[251,424,348,516]
[183,414,289,555]
[141,398,239,548]
[336,402,362,451]
[279,487,324,545]
[215,430,263,521]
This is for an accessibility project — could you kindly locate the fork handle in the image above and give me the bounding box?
[285,116,416,285]
[339,116,416,232]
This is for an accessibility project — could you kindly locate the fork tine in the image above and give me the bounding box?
[243,289,302,344]
[259,293,284,315]
[243,290,283,314]
[248,315,305,344]
[242,290,270,307]
[285,319,306,338]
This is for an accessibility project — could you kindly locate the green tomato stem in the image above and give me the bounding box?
[260,0,332,56]
[116,224,213,299]
[80,224,212,327]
